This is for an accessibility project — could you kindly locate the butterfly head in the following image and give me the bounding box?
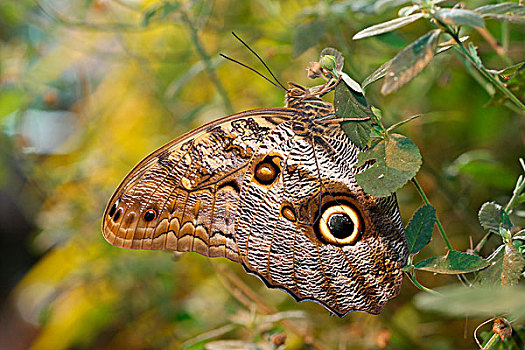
[285,82,315,103]
[285,82,334,117]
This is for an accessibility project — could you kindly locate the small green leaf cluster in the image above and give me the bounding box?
[337,96,422,197]
[476,164,525,286]
[414,161,525,348]
[323,48,423,198]
[353,1,525,111]
[330,38,525,346]
[328,48,488,276]
[402,204,490,276]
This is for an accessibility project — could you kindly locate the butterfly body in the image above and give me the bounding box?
[103,82,408,316]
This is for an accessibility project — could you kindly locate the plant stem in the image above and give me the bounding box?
[446,28,525,112]
[386,114,422,133]
[411,178,453,250]
[474,26,511,66]
[482,333,501,350]
[505,159,525,212]
[181,12,234,114]
[405,272,441,296]
[473,232,491,255]
[213,263,331,350]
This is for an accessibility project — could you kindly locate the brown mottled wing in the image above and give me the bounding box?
[234,120,408,316]
[102,108,294,263]
[102,108,409,316]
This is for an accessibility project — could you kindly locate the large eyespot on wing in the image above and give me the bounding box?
[102,109,295,262]
[316,202,363,245]
[233,120,408,316]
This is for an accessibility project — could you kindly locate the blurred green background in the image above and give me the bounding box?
[0,0,524,349]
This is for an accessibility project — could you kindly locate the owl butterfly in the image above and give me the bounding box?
[102,49,408,316]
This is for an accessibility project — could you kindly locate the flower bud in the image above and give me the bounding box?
[320,55,337,72]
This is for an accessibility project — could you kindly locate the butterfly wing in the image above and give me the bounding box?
[102,109,408,316]
[103,108,294,262]
[234,120,408,316]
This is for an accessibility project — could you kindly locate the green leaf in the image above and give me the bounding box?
[334,82,373,150]
[340,72,363,94]
[363,35,469,88]
[492,61,525,80]
[405,205,436,255]
[355,134,422,197]
[352,13,425,40]
[475,243,525,286]
[381,30,440,95]
[363,59,392,88]
[398,5,421,17]
[293,19,326,56]
[478,202,501,233]
[476,3,525,23]
[414,285,525,321]
[486,62,525,106]
[414,250,490,274]
[435,8,485,28]
[478,202,512,234]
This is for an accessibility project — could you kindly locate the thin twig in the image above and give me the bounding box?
[473,232,491,255]
[214,263,331,350]
[446,31,525,112]
[504,159,525,213]
[386,114,422,133]
[180,324,237,349]
[218,264,274,314]
[430,14,525,112]
[181,11,233,114]
[474,318,496,349]
[474,27,511,65]
[481,333,501,350]
[404,272,441,295]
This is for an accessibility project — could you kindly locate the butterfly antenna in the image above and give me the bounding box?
[219,53,286,92]
[231,32,288,91]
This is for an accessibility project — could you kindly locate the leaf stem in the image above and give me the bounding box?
[481,333,501,350]
[445,27,525,112]
[405,272,441,296]
[411,177,453,250]
[473,232,491,255]
[386,114,422,133]
[504,158,525,213]
[474,26,511,66]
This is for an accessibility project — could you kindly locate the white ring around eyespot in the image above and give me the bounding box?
[318,204,361,245]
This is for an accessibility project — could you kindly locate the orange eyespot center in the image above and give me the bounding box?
[281,205,296,222]
[253,155,282,185]
[256,164,275,181]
